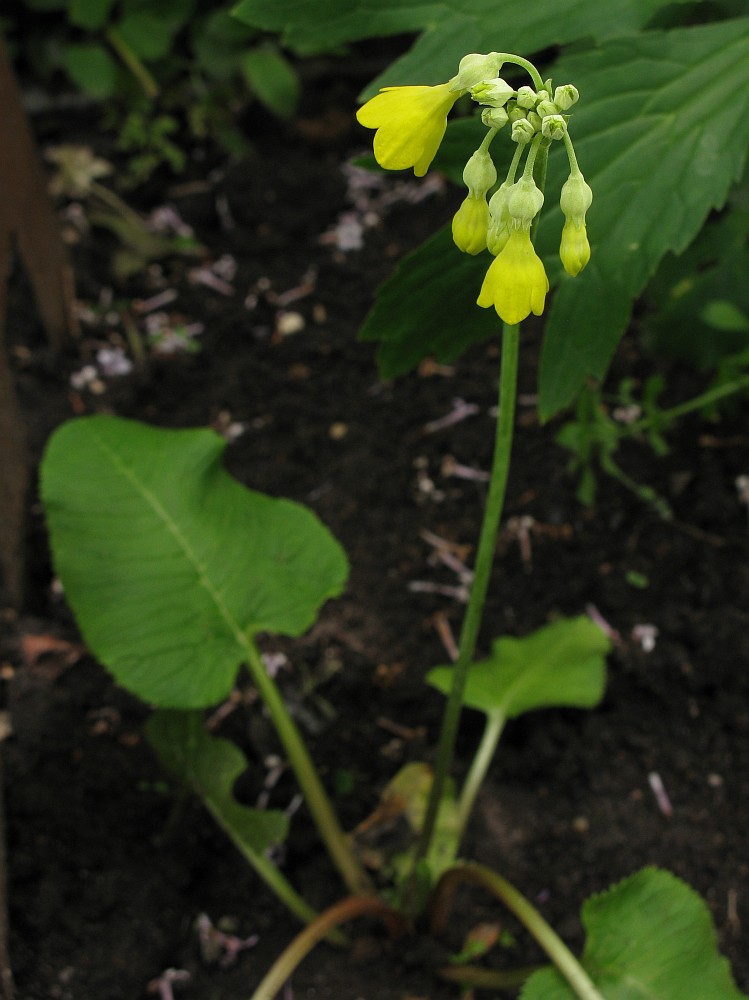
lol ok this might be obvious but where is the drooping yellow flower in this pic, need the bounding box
[477,228,549,326]
[452,195,490,254]
[560,220,591,276]
[356,83,461,177]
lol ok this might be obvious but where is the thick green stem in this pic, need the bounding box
[243,640,372,897]
[456,710,505,838]
[413,323,520,870]
[249,896,407,1000]
[431,863,605,1000]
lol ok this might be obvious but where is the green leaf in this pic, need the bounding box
[537,17,749,417]
[231,0,693,65]
[426,616,609,719]
[40,416,348,708]
[62,43,118,97]
[116,12,177,59]
[521,868,747,1000]
[358,225,498,377]
[241,45,300,119]
[145,709,288,854]
[69,0,117,30]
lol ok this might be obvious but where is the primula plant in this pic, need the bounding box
[40,38,747,1000]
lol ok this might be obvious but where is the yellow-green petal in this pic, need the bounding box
[356,83,459,176]
[477,229,549,325]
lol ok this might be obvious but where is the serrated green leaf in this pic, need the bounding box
[427,616,609,719]
[62,42,118,97]
[537,17,749,417]
[69,0,117,30]
[521,868,747,1000]
[40,416,348,708]
[241,45,300,119]
[146,710,288,854]
[231,0,693,67]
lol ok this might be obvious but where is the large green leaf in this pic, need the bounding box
[521,868,747,1000]
[231,0,691,70]
[41,416,348,708]
[426,616,609,719]
[146,710,288,855]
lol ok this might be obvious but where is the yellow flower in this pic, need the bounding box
[477,229,549,325]
[452,195,490,255]
[356,83,460,177]
[560,220,590,276]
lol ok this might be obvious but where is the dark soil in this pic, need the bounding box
[2,51,748,1000]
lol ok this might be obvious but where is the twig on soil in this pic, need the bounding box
[432,610,459,662]
[584,604,621,645]
[195,913,259,968]
[147,968,190,1000]
[422,398,479,434]
[503,515,536,572]
[441,455,490,483]
[647,771,673,818]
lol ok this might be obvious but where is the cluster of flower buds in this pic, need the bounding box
[356,51,592,326]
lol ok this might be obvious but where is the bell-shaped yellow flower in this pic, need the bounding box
[356,83,460,177]
[560,220,590,276]
[452,195,490,255]
[477,228,549,326]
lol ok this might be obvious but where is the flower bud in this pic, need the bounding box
[508,175,544,229]
[560,220,590,275]
[542,114,567,140]
[471,77,515,107]
[560,171,593,226]
[511,118,536,144]
[515,85,538,109]
[462,146,498,198]
[453,195,490,254]
[452,52,503,91]
[481,106,509,130]
[507,103,526,124]
[527,111,542,132]
[535,98,558,119]
[554,84,579,111]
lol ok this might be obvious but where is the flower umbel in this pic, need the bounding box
[477,229,549,326]
[356,83,461,177]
